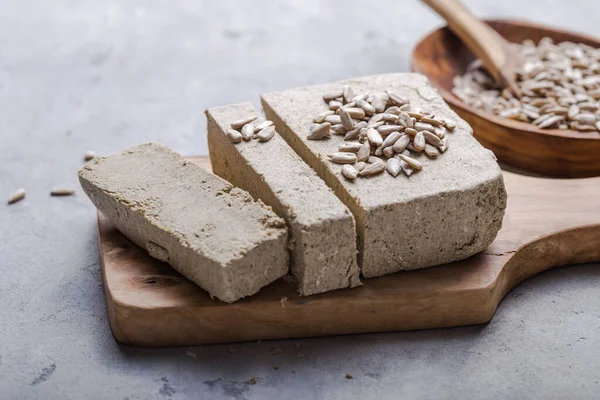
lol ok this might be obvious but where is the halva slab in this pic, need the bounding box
[78,143,288,302]
[261,73,507,277]
[206,102,361,295]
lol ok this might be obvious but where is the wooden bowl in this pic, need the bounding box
[412,19,600,178]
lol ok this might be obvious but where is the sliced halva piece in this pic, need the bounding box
[78,143,288,303]
[261,73,507,278]
[206,103,361,295]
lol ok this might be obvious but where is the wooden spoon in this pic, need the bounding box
[421,0,524,97]
[412,19,600,178]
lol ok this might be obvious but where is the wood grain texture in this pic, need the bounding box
[99,156,600,347]
[412,19,600,178]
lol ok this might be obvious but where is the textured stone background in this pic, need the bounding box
[1,1,600,399]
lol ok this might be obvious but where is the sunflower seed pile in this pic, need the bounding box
[228,116,276,143]
[308,86,454,180]
[453,37,600,132]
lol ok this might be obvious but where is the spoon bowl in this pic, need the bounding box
[412,19,600,178]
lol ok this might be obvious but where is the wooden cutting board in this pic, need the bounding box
[98,156,600,347]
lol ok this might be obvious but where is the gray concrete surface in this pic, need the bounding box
[1,1,599,399]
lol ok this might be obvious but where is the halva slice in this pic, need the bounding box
[206,103,361,295]
[78,143,288,302]
[261,73,507,277]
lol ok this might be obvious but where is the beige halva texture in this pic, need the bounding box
[206,102,361,295]
[78,143,289,303]
[262,73,507,278]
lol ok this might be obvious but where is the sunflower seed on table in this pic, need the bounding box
[231,115,258,130]
[398,154,423,171]
[257,126,276,142]
[50,188,76,196]
[323,90,343,101]
[328,153,357,164]
[84,151,96,161]
[227,128,243,143]
[341,164,358,180]
[325,115,342,125]
[357,141,371,162]
[254,120,274,132]
[366,128,383,147]
[241,123,254,141]
[339,142,363,152]
[386,157,402,177]
[313,110,335,123]
[307,122,332,140]
[7,188,26,205]
[424,144,440,158]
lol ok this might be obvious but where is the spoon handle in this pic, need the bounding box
[421,0,514,89]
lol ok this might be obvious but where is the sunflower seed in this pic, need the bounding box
[405,127,418,137]
[398,112,413,129]
[368,156,385,165]
[341,164,358,180]
[392,134,410,153]
[574,113,597,125]
[399,159,414,176]
[366,128,383,147]
[357,141,371,162]
[381,131,402,148]
[83,151,96,161]
[413,131,426,151]
[344,122,366,140]
[257,126,276,141]
[254,120,274,132]
[398,154,423,171]
[323,90,343,101]
[385,89,408,106]
[231,115,258,130]
[401,149,411,157]
[328,153,357,164]
[314,110,335,123]
[378,125,402,136]
[331,124,346,135]
[407,111,424,119]
[380,113,399,122]
[343,85,355,104]
[241,123,254,141]
[423,131,442,147]
[438,138,449,153]
[51,188,76,196]
[340,108,354,130]
[325,115,342,125]
[421,117,444,126]
[374,146,383,156]
[356,99,376,115]
[339,142,363,152]
[7,189,26,205]
[383,146,395,158]
[433,126,446,138]
[371,95,387,113]
[538,115,564,129]
[307,122,331,140]
[344,108,366,119]
[227,128,243,143]
[356,161,366,171]
[359,161,385,176]
[414,122,436,132]
[329,100,343,111]
[386,157,402,177]
[571,121,597,131]
[384,106,402,115]
[424,144,439,158]
[567,105,580,120]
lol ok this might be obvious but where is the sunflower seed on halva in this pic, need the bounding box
[386,157,402,177]
[307,122,332,140]
[398,154,423,171]
[328,152,357,164]
[341,164,358,180]
[366,128,383,147]
[392,134,410,153]
[381,131,402,148]
[313,110,335,123]
[339,142,363,152]
[359,161,385,176]
[254,120,274,132]
[340,109,354,130]
[256,126,276,141]
[413,131,426,152]
[241,123,254,141]
[424,144,440,158]
[231,115,258,130]
[357,141,371,162]
[227,128,243,143]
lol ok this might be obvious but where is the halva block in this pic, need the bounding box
[78,143,289,302]
[262,73,507,277]
[206,103,361,295]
